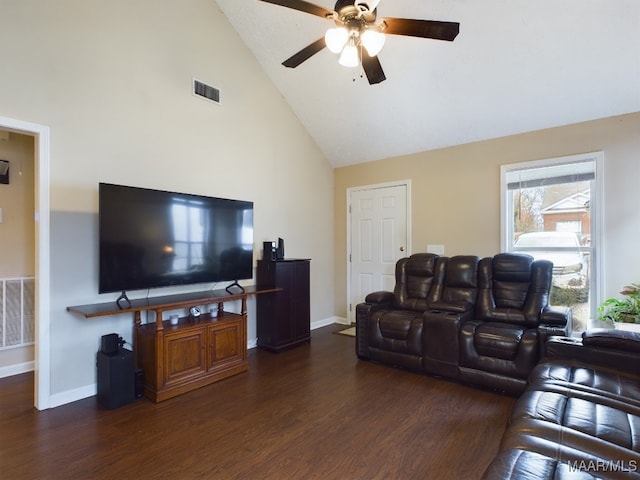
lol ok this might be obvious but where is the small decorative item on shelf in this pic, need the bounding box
[169,314,179,326]
[189,306,201,319]
[597,283,640,332]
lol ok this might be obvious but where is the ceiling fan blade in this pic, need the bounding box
[259,0,333,18]
[382,18,460,42]
[361,55,386,85]
[282,37,327,68]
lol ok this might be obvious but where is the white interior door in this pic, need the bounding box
[348,183,409,323]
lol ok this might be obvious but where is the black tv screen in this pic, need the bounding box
[99,183,254,294]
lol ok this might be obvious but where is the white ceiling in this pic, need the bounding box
[215,0,640,167]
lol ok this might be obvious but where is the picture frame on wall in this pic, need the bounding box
[0,160,8,184]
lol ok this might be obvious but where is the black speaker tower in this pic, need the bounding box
[97,333,135,409]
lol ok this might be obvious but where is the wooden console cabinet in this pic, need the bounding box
[256,259,311,352]
[67,287,276,402]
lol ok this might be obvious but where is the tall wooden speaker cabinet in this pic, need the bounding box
[257,259,310,352]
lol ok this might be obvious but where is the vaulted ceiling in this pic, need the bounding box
[216,1,640,167]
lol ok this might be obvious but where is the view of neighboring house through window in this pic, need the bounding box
[501,153,602,333]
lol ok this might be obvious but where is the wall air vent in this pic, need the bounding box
[193,78,221,105]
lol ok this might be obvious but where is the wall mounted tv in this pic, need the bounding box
[99,183,254,295]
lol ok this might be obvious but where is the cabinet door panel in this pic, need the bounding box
[164,331,206,385]
[275,263,294,345]
[256,259,310,351]
[292,261,311,341]
[208,321,243,369]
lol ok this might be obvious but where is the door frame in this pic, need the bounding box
[0,115,51,410]
[346,180,412,324]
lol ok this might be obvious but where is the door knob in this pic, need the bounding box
[400,246,405,252]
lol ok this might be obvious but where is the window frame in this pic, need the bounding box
[500,152,605,327]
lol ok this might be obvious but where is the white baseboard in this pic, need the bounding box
[0,361,34,379]
[312,316,348,329]
[49,383,96,409]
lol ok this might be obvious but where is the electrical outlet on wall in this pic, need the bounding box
[427,244,445,255]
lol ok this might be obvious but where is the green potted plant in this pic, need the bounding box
[597,283,640,331]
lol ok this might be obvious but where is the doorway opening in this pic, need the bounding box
[0,115,50,410]
[0,131,36,368]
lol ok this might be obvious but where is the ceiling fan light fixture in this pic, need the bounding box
[263,0,460,85]
[325,27,349,54]
[361,28,385,57]
[338,40,359,68]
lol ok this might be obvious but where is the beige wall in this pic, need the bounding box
[0,131,35,277]
[0,1,334,400]
[334,112,640,318]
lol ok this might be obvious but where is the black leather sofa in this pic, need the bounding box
[356,252,572,395]
[482,329,640,479]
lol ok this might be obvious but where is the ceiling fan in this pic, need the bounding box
[259,0,460,85]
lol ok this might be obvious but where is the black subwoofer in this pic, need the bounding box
[97,348,135,409]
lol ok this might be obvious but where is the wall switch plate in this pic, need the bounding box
[0,207,3,223]
[427,244,445,255]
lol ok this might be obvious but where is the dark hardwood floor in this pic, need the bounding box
[0,325,515,479]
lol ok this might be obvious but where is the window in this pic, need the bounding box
[171,199,207,273]
[501,153,603,332]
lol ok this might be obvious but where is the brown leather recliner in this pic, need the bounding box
[459,253,573,394]
[356,252,572,394]
[482,329,640,479]
[355,253,444,371]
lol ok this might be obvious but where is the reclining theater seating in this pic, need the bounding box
[482,329,640,479]
[355,253,443,371]
[458,253,569,394]
[358,253,640,479]
[356,252,572,395]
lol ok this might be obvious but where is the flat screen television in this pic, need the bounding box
[99,183,254,294]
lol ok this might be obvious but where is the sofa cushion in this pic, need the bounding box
[368,310,423,357]
[510,388,640,454]
[491,253,533,309]
[379,312,414,341]
[530,362,640,408]
[482,449,603,480]
[496,424,640,480]
[474,322,524,360]
[393,253,439,312]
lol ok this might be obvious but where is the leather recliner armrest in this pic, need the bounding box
[540,306,572,327]
[582,328,640,353]
[364,291,395,306]
[544,332,640,376]
[537,306,572,356]
[355,291,395,360]
[428,301,474,314]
